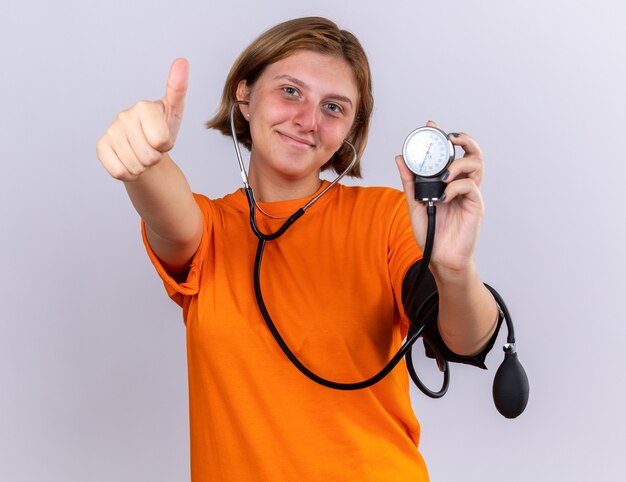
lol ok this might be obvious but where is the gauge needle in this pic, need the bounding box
[418,142,433,172]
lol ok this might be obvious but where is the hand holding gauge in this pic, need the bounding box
[397,122,487,269]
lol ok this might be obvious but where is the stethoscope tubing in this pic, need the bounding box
[250,197,443,391]
[253,234,439,390]
[228,102,520,395]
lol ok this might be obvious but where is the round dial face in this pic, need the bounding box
[402,126,454,177]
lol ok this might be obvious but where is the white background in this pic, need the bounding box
[1,0,624,480]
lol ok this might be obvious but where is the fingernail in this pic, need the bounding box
[438,193,447,202]
[441,170,450,181]
[450,132,461,138]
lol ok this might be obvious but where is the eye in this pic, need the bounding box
[282,86,300,97]
[324,102,343,114]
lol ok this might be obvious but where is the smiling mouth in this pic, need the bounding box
[277,131,315,149]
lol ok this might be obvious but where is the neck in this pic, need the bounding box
[247,164,322,203]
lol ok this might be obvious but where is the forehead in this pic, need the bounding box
[257,50,359,100]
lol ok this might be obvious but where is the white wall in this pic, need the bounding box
[1,0,624,480]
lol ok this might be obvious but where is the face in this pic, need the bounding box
[237,50,359,184]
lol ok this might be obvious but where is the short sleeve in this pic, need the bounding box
[401,260,503,369]
[141,193,211,308]
[386,193,423,326]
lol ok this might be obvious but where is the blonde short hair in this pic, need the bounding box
[206,17,373,178]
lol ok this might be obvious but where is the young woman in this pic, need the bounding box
[97,16,500,481]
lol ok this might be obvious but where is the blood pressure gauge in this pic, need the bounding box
[402,126,455,202]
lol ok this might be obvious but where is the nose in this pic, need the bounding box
[293,101,319,132]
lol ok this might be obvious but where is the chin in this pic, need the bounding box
[270,152,323,179]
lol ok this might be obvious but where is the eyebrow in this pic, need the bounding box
[274,74,354,106]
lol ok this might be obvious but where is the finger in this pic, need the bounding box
[395,154,415,184]
[136,102,173,152]
[117,102,171,157]
[163,58,189,113]
[448,131,483,158]
[395,154,418,201]
[395,154,429,212]
[96,138,138,182]
[105,118,147,176]
[446,156,484,187]
[129,120,166,167]
[111,135,146,177]
[442,177,484,207]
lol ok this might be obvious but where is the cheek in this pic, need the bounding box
[320,121,351,149]
[250,95,291,123]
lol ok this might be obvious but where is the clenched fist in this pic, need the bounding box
[96,58,189,181]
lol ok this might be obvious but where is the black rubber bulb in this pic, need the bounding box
[492,349,529,418]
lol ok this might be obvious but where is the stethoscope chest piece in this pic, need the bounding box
[402,126,454,202]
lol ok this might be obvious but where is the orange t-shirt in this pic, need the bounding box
[142,181,429,481]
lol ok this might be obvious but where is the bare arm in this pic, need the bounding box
[431,261,498,356]
[124,153,202,273]
[96,59,202,273]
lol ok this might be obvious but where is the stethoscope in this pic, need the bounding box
[229,103,529,418]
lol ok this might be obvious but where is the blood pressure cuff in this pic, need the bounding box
[401,260,503,370]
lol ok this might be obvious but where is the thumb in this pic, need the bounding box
[395,154,415,192]
[162,58,189,137]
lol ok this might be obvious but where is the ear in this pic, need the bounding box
[236,80,251,120]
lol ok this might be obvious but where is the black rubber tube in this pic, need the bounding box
[251,202,440,390]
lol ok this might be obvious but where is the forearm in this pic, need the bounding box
[124,153,202,267]
[431,260,498,356]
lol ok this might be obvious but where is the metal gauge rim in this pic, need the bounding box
[402,126,454,178]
